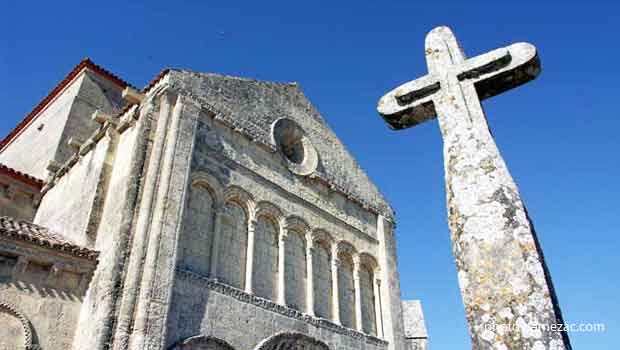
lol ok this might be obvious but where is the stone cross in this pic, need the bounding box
[377,27,572,350]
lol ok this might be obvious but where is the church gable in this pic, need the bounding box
[166,69,394,220]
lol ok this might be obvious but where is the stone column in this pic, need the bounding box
[209,207,223,279]
[373,276,384,338]
[353,255,363,332]
[108,100,157,350]
[244,218,257,294]
[277,227,288,306]
[330,246,341,325]
[305,238,315,316]
[130,93,184,349]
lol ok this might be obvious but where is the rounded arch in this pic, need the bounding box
[254,201,284,229]
[284,216,310,237]
[311,229,333,249]
[181,173,220,276]
[224,186,256,217]
[311,229,334,319]
[357,252,380,335]
[358,252,379,272]
[335,241,357,329]
[191,171,224,204]
[219,186,253,289]
[335,240,357,258]
[169,335,236,350]
[254,332,330,350]
[253,201,282,301]
[0,301,34,350]
[283,216,308,311]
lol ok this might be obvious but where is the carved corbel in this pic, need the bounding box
[47,263,63,285]
[44,161,61,182]
[117,105,139,132]
[67,137,83,151]
[13,256,28,277]
[91,110,117,125]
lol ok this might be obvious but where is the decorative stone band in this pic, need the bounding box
[0,300,36,350]
[177,269,388,347]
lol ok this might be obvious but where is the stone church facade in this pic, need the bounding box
[0,59,428,350]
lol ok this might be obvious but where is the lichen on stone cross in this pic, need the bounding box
[377,26,571,350]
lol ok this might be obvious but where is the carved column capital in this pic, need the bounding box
[248,219,257,232]
[331,257,341,269]
[279,228,289,241]
[330,244,339,260]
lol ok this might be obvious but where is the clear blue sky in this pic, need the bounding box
[1,1,618,348]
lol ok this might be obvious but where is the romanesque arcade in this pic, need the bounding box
[177,174,384,337]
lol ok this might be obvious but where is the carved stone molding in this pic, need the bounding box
[177,269,387,347]
[0,300,36,350]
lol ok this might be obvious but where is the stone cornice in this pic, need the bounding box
[0,216,99,261]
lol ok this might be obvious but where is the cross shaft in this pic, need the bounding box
[377,27,571,350]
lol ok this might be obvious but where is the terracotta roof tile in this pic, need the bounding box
[0,216,98,261]
[142,68,170,93]
[0,163,43,188]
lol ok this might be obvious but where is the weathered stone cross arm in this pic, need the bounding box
[377,29,540,130]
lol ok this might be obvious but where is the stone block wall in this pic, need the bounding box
[0,171,41,222]
[0,69,123,180]
[0,240,96,350]
[402,300,428,350]
[34,134,111,248]
[166,271,388,350]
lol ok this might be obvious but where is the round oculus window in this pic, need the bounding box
[271,118,318,176]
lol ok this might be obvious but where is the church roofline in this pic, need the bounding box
[0,216,99,261]
[13,61,396,222]
[0,58,134,152]
[0,163,44,189]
